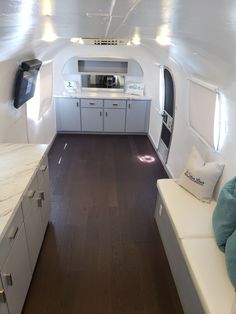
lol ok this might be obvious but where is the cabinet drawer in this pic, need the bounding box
[104,99,126,109]
[1,223,32,314]
[0,207,23,268]
[81,98,103,108]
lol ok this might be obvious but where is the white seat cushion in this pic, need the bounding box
[157,179,216,238]
[181,238,235,314]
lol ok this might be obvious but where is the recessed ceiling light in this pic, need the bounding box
[156,24,171,46]
[155,35,171,46]
[127,40,131,46]
[41,0,54,16]
[70,37,84,44]
[42,22,58,42]
[132,34,141,45]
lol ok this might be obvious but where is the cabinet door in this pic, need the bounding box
[104,109,126,132]
[37,157,51,235]
[126,100,147,133]
[81,108,103,132]
[22,177,44,272]
[1,225,31,314]
[0,280,9,314]
[56,98,81,131]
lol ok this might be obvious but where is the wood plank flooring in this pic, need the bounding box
[23,134,183,314]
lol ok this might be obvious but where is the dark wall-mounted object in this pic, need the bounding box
[13,59,42,109]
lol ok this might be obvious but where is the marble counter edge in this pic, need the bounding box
[0,144,48,242]
[53,94,152,101]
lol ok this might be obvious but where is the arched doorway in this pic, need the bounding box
[158,68,175,164]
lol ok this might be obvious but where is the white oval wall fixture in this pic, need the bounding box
[137,155,156,163]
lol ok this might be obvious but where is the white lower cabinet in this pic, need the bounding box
[104,109,126,132]
[0,156,51,314]
[81,108,103,132]
[1,223,31,314]
[56,98,81,131]
[37,158,51,234]
[56,97,150,134]
[22,177,44,271]
[0,280,9,314]
[126,100,149,133]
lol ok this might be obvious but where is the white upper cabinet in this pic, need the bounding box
[56,98,81,132]
[62,57,143,77]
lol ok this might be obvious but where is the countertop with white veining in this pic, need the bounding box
[54,91,151,100]
[0,143,48,240]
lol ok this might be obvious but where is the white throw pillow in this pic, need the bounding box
[176,146,224,202]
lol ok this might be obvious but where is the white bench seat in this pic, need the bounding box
[155,178,235,314]
[157,179,216,239]
[181,238,235,314]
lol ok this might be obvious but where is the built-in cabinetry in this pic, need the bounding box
[55,97,150,134]
[63,57,143,77]
[126,100,148,133]
[103,100,126,132]
[0,156,51,314]
[56,98,81,132]
[81,99,103,132]
[78,60,128,74]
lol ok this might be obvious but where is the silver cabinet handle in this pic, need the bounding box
[33,197,43,208]
[76,101,79,107]
[8,227,18,240]
[39,191,45,201]
[3,273,13,286]
[40,165,47,172]
[100,111,102,116]
[105,112,108,117]
[113,103,118,106]
[89,102,95,105]
[128,103,130,109]
[27,190,35,199]
[0,290,6,303]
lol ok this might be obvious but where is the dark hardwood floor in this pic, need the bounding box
[23,134,183,314]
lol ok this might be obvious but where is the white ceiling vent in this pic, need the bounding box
[83,38,129,45]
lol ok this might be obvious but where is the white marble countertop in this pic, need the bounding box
[54,91,151,100]
[0,143,48,240]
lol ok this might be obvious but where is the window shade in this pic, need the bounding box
[189,80,217,148]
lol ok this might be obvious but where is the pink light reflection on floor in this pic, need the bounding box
[137,155,156,163]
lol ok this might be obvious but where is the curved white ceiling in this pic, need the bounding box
[0,0,235,89]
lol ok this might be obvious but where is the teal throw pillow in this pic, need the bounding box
[225,228,236,289]
[212,177,236,252]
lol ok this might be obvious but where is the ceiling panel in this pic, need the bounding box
[52,0,113,16]
[0,0,236,80]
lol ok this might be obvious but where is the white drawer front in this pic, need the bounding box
[0,207,23,268]
[104,99,126,109]
[81,98,103,108]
